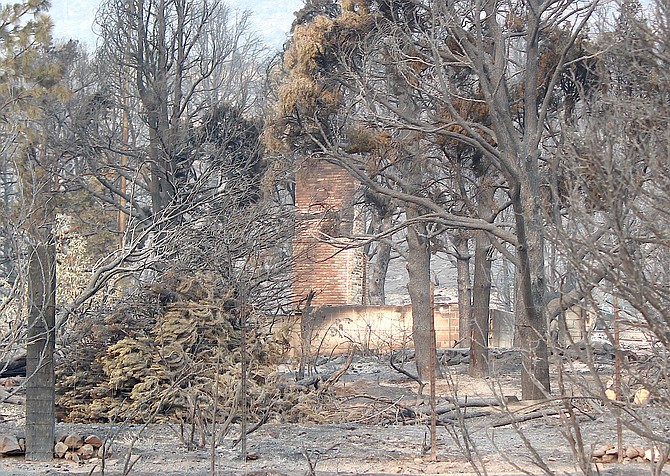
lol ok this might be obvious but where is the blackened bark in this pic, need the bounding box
[368,240,391,305]
[513,179,550,399]
[388,57,439,383]
[470,181,494,377]
[297,290,316,380]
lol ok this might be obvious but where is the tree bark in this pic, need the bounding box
[390,64,439,382]
[469,228,492,378]
[451,232,471,348]
[510,0,551,400]
[367,212,393,305]
[469,168,495,377]
[368,240,391,305]
[26,242,56,462]
[513,178,550,399]
[406,217,435,382]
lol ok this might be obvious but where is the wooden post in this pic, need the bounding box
[429,283,437,461]
[614,295,622,462]
[26,242,56,461]
[240,291,248,462]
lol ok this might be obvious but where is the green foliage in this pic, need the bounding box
[0,0,62,277]
[0,0,54,105]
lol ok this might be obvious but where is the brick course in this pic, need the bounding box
[293,161,366,307]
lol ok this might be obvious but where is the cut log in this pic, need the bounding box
[592,447,607,458]
[84,434,102,448]
[54,441,68,458]
[64,434,83,450]
[624,446,638,459]
[634,388,650,405]
[77,443,95,459]
[601,454,617,463]
[97,445,109,458]
[65,451,80,463]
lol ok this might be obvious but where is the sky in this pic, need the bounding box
[48,0,304,51]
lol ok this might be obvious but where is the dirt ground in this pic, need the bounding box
[0,354,665,476]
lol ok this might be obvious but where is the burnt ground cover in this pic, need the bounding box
[0,351,664,476]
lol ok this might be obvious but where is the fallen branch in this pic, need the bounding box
[232,410,270,447]
[0,388,24,405]
[390,351,425,395]
[349,396,415,424]
[440,410,493,422]
[432,396,519,415]
[318,347,356,396]
[343,394,416,420]
[492,409,561,428]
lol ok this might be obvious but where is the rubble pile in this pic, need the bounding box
[591,443,670,464]
[0,432,105,462]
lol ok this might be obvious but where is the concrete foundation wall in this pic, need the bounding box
[294,303,461,356]
[292,305,590,356]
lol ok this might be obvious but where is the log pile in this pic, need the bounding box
[53,433,105,462]
[0,434,23,455]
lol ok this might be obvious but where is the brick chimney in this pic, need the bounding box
[293,160,366,308]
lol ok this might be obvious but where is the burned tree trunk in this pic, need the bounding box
[451,232,471,347]
[368,239,391,305]
[513,178,550,399]
[470,182,494,378]
[406,218,437,382]
[469,229,492,378]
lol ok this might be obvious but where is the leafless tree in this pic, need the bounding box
[271,0,605,396]
[57,0,268,227]
[0,0,296,459]
[552,0,670,453]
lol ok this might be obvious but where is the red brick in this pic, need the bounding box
[293,161,365,307]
